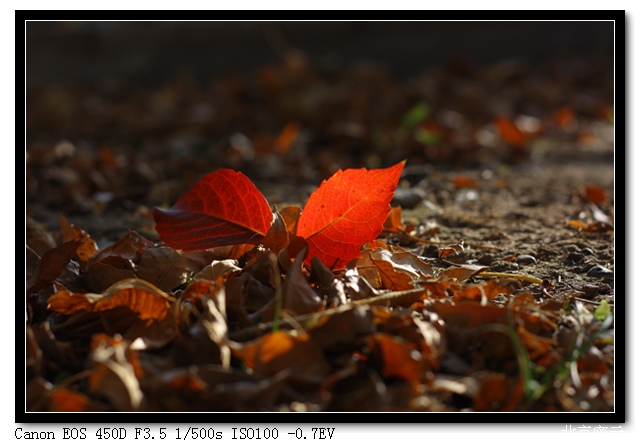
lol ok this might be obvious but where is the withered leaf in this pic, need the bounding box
[193,259,242,282]
[48,279,174,323]
[226,272,274,322]
[231,331,330,385]
[429,299,555,336]
[26,326,43,381]
[124,303,180,350]
[369,333,424,387]
[281,248,323,315]
[29,320,83,373]
[473,373,523,412]
[452,280,518,303]
[180,279,222,304]
[274,121,300,154]
[279,205,302,237]
[377,311,444,369]
[26,246,40,292]
[583,184,607,204]
[83,232,154,293]
[59,214,99,267]
[90,231,154,265]
[383,206,404,232]
[351,248,382,289]
[250,248,323,323]
[372,258,414,291]
[26,215,57,256]
[89,333,143,411]
[342,268,378,301]
[27,239,81,296]
[438,241,465,258]
[48,306,139,342]
[355,247,435,291]
[439,263,487,283]
[515,324,558,367]
[566,219,614,234]
[260,209,290,253]
[452,176,478,188]
[495,115,526,147]
[144,365,288,412]
[137,247,216,292]
[308,305,375,349]
[310,256,348,306]
[48,388,89,412]
[27,377,53,412]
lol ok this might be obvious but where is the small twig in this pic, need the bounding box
[412,237,504,251]
[228,287,426,342]
[571,296,613,307]
[476,271,543,286]
[270,254,283,333]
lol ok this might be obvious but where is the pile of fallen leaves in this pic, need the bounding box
[26,161,614,412]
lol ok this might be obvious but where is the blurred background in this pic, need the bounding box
[26,22,613,87]
[25,21,615,243]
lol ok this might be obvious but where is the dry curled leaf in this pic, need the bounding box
[59,214,99,267]
[48,279,174,323]
[369,333,424,387]
[495,115,526,147]
[48,388,90,412]
[231,331,331,385]
[89,333,143,411]
[27,239,81,296]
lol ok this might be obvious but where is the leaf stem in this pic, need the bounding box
[270,254,283,333]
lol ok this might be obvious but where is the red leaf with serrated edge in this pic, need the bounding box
[153,169,274,251]
[297,161,405,269]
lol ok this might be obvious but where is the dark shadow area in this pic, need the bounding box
[27,21,613,88]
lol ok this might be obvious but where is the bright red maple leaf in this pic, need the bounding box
[153,169,274,251]
[297,161,405,269]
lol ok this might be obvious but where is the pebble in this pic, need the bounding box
[477,254,495,266]
[516,254,537,265]
[564,252,584,265]
[392,188,426,209]
[576,284,600,299]
[586,265,613,279]
[582,247,595,255]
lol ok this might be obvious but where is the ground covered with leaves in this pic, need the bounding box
[26,51,614,412]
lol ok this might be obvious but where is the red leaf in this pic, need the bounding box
[297,161,405,269]
[452,175,478,188]
[153,169,274,251]
[273,121,301,154]
[584,185,607,204]
[495,115,526,147]
[552,106,576,128]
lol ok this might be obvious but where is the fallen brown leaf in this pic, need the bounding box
[48,279,174,323]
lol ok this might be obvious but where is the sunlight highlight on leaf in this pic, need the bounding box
[297,161,405,269]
